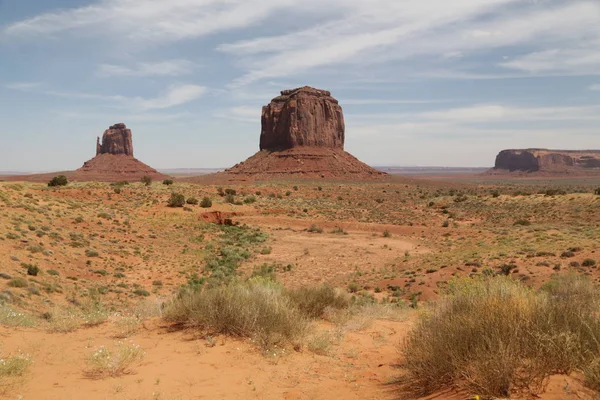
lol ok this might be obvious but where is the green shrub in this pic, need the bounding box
[48,175,68,187]
[141,176,152,186]
[186,197,199,205]
[85,249,99,257]
[200,197,213,208]
[250,263,277,282]
[164,281,309,350]
[47,270,59,276]
[162,179,174,186]
[582,258,597,267]
[382,230,391,238]
[243,196,256,204]
[167,193,185,208]
[595,187,600,195]
[26,264,40,276]
[401,275,600,398]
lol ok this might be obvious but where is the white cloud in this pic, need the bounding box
[591,84,600,91]
[133,84,206,110]
[97,60,194,77]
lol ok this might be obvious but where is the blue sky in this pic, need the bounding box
[1,0,599,171]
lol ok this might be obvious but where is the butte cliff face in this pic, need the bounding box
[260,87,345,150]
[96,123,134,156]
[224,86,385,180]
[491,149,600,175]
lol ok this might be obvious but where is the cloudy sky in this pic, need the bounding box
[1,0,599,171]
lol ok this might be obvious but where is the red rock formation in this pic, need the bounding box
[73,123,167,182]
[224,87,386,180]
[97,123,134,156]
[260,87,345,150]
[491,149,600,175]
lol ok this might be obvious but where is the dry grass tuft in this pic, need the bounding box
[400,274,600,398]
[163,280,310,351]
[85,341,145,378]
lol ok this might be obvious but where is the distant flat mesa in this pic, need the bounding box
[488,149,600,175]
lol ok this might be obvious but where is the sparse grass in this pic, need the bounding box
[45,307,83,333]
[85,341,145,378]
[0,352,33,379]
[0,305,36,327]
[307,331,335,355]
[7,278,28,288]
[400,274,600,398]
[307,224,323,233]
[113,317,142,338]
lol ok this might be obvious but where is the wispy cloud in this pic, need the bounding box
[5,82,41,90]
[589,84,600,91]
[2,0,307,43]
[6,82,206,110]
[219,0,600,85]
[97,60,195,77]
[502,48,600,75]
[135,84,206,110]
[214,106,260,123]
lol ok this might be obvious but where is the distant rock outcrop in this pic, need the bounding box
[223,86,385,180]
[490,149,600,175]
[260,87,345,150]
[75,123,167,182]
[96,123,134,156]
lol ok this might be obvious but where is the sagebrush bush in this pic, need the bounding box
[285,285,350,318]
[200,197,212,208]
[48,175,68,187]
[164,281,309,350]
[167,193,185,207]
[400,274,600,398]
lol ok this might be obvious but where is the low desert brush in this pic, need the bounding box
[400,274,600,398]
[285,285,350,318]
[164,280,309,350]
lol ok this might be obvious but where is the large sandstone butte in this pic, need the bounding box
[489,149,600,175]
[224,86,386,180]
[75,123,167,181]
[96,123,134,156]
